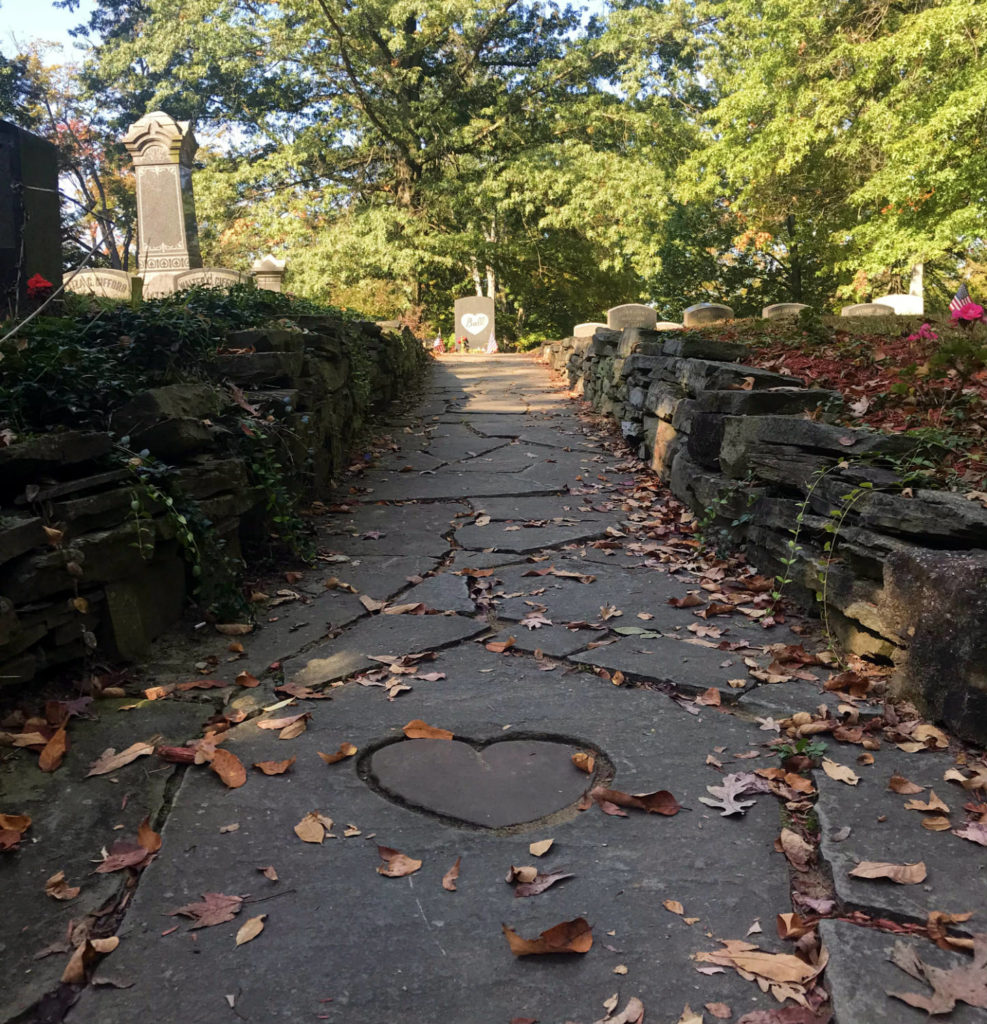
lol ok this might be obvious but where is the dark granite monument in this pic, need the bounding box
[454,295,495,350]
[0,120,63,318]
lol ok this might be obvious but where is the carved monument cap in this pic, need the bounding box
[251,255,287,293]
[122,111,198,166]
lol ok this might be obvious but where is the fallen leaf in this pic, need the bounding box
[676,1007,703,1024]
[502,917,593,956]
[39,727,68,772]
[590,786,681,816]
[94,839,153,873]
[953,822,987,846]
[359,595,387,612]
[402,719,454,740]
[257,712,309,731]
[613,964,628,975]
[594,997,645,1024]
[922,815,952,831]
[377,845,422,877]
[215,623,253,636]
[294,811,334,843]
[219,823,239,833]
[210,748,247,788]
[904,791,950,814]
[889,772,924,795]
[888,932,987,1014]
[928,911,975,952]
[278,717,309,740]
[696,687,721,707]
[45,870,80,901]
[235,671,260,688]
[706,1004,732,1020]
[506,865,539,884]
[137,817,162,853]
[529,839,554,857]
[87,741,155,777]
[699,772,769,816]
[695,939,818,985]
[514,871,575,898]
[485,636,516,653]
[253,757,295,775]
[176,679,229,691]
[572,751,595,774]
[442,856,461,892]
[912,723,949,749]
[747,918,763,935]
[849,860,927,884]
[235,914,266,946]
[777,829,813,872]
[258,865,278,881]
[167,892,243,928]
[318,743,358,764]
[383,602,427,615]
[821,758,859,786]
[664,900,685,915]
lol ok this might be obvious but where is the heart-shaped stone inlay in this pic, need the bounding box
[367,737,595,828]
[461,313,489,335]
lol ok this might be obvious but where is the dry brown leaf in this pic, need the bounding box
[664,899,685,915]
[572,751,595,774]
[61,936,118,984]
[235,671,260,688]
[45,870,80,901]
[402,719,453,740]
[87,741,155,777]
[294,811,334,843]
[235,914,266,946]
[210,748,247,788]
[696,940,818,985]
[889,772,925,795]
[258,865,278,881]
[696,687,722,707]
[777,828,813,872]
[502,917,593,956]
[317,743,358,764]
[167,892,244,928]
[94,839,152,873]
[904,791,950,814]
[442,856,461,892]
[595,998,645,1024]
[506,864,539,884]
[676,1009,703,1024]
[921,815,952,832]
[376,845,422,877]
[888,932,987,1014]
[706,1004,732,1020]
[821,758,859,786]
[257,712,309,731]
[485,636,516,653]
[359,595,387,612]
[39,727,68,772]
[912,723,949,749]
[927,911,975,952]
[514,870,574,898]
[529,839,554,857]
[137,817,162,853]
[590,786,681,816]
[849,860,927,884]
[253,757,295,775]
[215,623,253,636]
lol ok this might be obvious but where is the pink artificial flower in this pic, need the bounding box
[906,322,939,342]
[951,301,985,324]
[26,273,53,299]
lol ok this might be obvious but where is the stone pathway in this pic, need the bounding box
[3,355,985,1024]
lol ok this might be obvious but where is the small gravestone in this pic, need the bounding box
[841,302,895,317]
[606,304,656,331]
[122,113,202,294]
[252,255,286,292]
[0,120,63,317]
[873,293,924,316]
[454,295,495,349]
[683,302,733,326]
[65,269,142,304]
[173,268,248,291]
[573,322,607,337]
[655,320,685,331]
[762,302,811,319]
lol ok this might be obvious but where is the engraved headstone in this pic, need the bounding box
[606,304,656,331]
[873,293,924,316]
[454,295,495,349]
[122,111,202,296]
[252,255,287,293]
[573,322,607,337]
[0,120,63,317]
[762,302,811,319]
[683,302,733,326]
[64,269,142,304]
[841,302,895,317]
[173,268,248,291]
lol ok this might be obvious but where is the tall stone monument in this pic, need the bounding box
[0,120,63,318]
[454,295,495,350]
[122,111,202,296]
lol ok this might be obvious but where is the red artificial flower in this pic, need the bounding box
[26,273,54,299]
[951,300,985,324]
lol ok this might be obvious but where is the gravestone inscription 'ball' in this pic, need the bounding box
[606,304,656,331]
[454,295,495,349]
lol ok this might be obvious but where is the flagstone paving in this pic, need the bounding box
[3,354,985,1024]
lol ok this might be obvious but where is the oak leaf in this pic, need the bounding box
[888,933,987,1014]
[168,892,244,928]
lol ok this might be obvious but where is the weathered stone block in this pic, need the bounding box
[0,515,45,567]
[687,413,726,469]
[0,432,112,487]
[105,553,186,660]
[883,549,987,743]
[696,388,841,418]
[661,336,748,362]
[213,350,304,386]
[171,457,251,501]
[658,359,802,396]
[856,489,987,545]
[650,421,680,480]
[225,328,306,353]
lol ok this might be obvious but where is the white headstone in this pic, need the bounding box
[873,293,924,316]
[573,322,607,337]
[841,303,895,317]
[606,304,657,331]
[173,268,249,291]
[64,269,142,304]
[683,302,733,326]
[762,303,811,319]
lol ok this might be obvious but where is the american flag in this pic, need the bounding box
[950,283,971,313]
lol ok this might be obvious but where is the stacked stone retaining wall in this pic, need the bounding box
[0,318,426,686]
[540,326,987,743]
